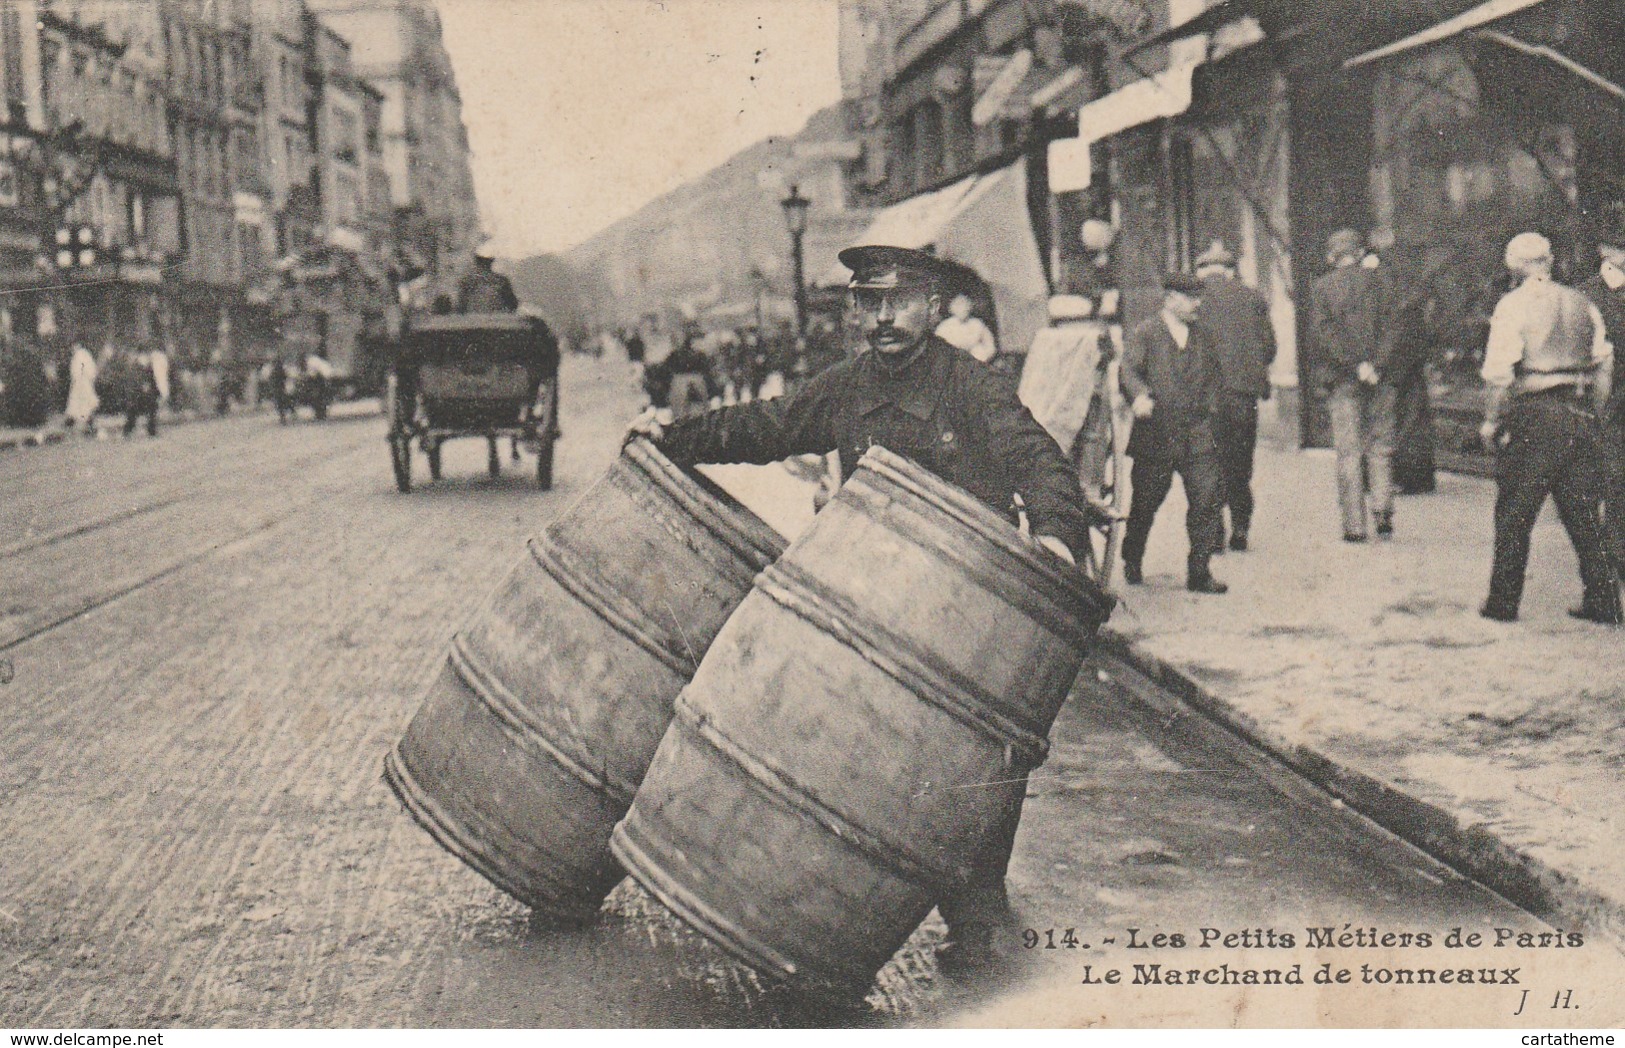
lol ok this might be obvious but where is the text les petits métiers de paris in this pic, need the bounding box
[1021,926,1586,950]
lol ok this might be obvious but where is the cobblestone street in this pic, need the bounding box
[6,356,1611,1028]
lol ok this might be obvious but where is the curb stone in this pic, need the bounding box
[1095,630,1624,952]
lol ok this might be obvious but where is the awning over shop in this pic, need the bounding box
[828,159,1050,361]
[1076,59,1199,146]
[1343,0,1547,67]
[831,174,987,263]
[1070,0,1265,173]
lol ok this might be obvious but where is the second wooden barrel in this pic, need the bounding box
[612,445,1114,997]
[385,439,786,923]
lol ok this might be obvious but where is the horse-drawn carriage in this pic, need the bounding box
[386,313,560,492]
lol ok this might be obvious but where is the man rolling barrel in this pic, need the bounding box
[629,243,1092,971]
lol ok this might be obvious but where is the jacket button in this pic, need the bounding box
[941,430,954,443]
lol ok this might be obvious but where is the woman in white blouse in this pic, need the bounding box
[935,292,998,363]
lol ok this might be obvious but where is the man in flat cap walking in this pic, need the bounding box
[1194,242,1276,552]
[1118,272,1228,593]
[629,243,1093,969]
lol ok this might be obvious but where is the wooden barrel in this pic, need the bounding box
[385,439,786,923]
[612,445,1114,997]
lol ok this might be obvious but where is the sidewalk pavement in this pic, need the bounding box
[708,436,1623,954]
[0,398,381,453]
[1103,440,1623,949]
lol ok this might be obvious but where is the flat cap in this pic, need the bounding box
[1504,231,1552,271]
[840,245,957,289]
[1194,242,1236,268]
[1162,271,1204,295]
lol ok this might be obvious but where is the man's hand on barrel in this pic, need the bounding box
[1036,534,1075,566]
[626,405,675,445]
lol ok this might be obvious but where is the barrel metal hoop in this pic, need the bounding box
[622,439,786,570]
[673,695,954,887]
[610,824,815,986]
[838,478,1102,651]
[601,466,766,593]
[757,562,1051,765]
[852,447,1114,631]
[383,747,598,921]
[448,637,639,807]
[526,535,693,678]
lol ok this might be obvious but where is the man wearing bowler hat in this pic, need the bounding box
[1194,242,1276,552]
[1118,272,1229,594]
[629,243,1092,967]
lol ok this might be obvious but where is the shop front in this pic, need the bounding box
[1351,0,1623,470]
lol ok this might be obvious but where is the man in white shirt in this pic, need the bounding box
[149,345,170,407]
[1478,232,1619,625]
[935,292,998,364]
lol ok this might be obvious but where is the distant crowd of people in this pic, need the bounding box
[0,339,172,439]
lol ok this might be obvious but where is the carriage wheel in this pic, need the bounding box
[390,433,412,493]
[1076,360,1126,589]
[487,437,502,478]
[427,441,443,481]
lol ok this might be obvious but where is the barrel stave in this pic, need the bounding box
[790,488,1090,733]
[614,711,936,998]
[388,662,625,922]
[387,441,785,919]
[684,595,1031,875]
[614,445,1111,994]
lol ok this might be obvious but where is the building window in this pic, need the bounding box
[1,6,25,110]
[914,101,943,189]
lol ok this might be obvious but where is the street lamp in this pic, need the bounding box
[779,184,811,385]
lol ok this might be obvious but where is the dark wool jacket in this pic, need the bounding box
[1309,263,1395,392]
[1579,272,1625,425]
[656,334,1091,556]
[1196,274,1276,398]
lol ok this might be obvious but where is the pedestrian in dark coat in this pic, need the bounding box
[123,348,160,438]
[1193,243,1276,551]
[642,337,720,420]
[1119,273,1228,593]
[0,340,52,428]
[456,247,519,313]
[268,355,292,424]
[1579,220,1625,572]
[1387,275,1438,495]
[630,244,1091,968]
[1310,228,1397,541]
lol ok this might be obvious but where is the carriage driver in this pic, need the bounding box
[628,243,1093,969]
